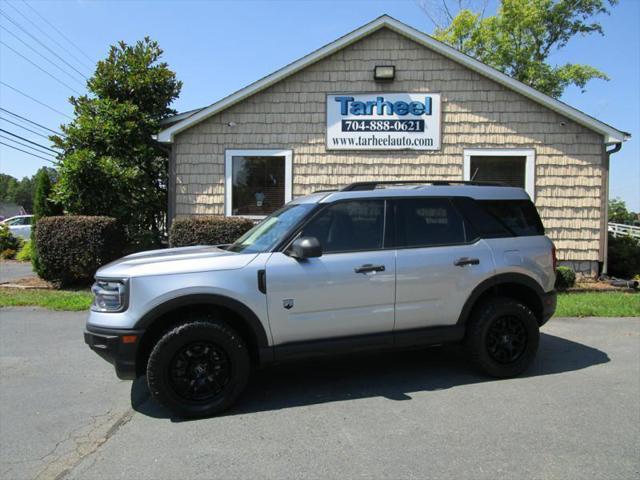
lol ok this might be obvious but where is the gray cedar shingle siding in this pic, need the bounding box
[173,28,606,264]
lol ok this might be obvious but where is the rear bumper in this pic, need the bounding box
[541,290,557,325]
[84,325,144,380]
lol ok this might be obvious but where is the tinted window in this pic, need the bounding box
[453,197,511,239]
[300,200,385,253]
[395,198,468,247]
[480,200,544,236]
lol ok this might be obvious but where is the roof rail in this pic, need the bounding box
[340,180,505,191]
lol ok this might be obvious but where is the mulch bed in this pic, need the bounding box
[0,276,54,290]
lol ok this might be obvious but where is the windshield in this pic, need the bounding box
[228,204,316,253]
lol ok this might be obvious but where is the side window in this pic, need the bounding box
[300,200,385,253]
[453,197,511,239]
[395,198,468,248]
[480,200,544,236]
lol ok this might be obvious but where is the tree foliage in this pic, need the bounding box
[433,0,616,97]
[52,37,181,248]
[33,168,63,220]
[0,167,58,214]
[608,198,638,225]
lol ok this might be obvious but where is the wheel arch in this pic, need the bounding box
[457,273,546,326]
[134,294,273,377]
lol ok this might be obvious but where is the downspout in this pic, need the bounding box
[601,142,623,276]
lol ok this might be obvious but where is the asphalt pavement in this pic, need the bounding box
[0,308,638,479]
[0,261,36,283]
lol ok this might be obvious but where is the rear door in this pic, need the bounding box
[392,197,495,330]
[265,199,396,345]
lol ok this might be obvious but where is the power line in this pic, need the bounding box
[22,0,95,66]
[0,128,59,154]
[0,140,57,163]
[1,40,83,95]
[0,116,53,139]
[0,25,86,86]
[0,81,73,120]
[0,107,63,136]
[4,0,93,71]
[0,134,56,158]
[0,9,89,81]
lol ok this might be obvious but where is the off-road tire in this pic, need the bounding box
[465,297,539,378]
[147,320,250,418]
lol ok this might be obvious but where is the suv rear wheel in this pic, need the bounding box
[465,297,539,378]
[146,319,250,418]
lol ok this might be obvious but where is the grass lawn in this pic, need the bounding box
[0,288,92,311]
[556,292,640,317]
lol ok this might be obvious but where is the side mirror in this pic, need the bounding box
[288,236,322,259]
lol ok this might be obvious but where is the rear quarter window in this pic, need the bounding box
[480,200,544,236]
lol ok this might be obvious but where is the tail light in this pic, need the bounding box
[551,243,557,271]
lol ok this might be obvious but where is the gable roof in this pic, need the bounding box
[158,15,629,144]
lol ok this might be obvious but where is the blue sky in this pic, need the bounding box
[1,0,638,210]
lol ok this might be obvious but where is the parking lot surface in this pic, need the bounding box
[1,308,638,479]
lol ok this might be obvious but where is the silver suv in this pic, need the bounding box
[85,181,557,417]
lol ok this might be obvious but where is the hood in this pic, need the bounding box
[96,245,258,278]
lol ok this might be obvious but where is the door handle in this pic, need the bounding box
[354,264,386,274]
[454,257,480,267]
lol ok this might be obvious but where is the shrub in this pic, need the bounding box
[555,266,576,291]
[169,216,255,247]
[16,240,33,262]
[0,223,21,254]
[1,249,17,260]
[608,233,640,279]
[35,216,125,286]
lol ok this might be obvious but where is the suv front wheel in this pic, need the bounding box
[466,297,540,378]
[146,319,250,418]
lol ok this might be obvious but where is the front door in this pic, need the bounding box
[265,199,396,345]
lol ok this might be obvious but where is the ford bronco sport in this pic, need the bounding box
[85,181,557,417]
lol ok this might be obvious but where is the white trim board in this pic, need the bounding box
[158,15,629,144]
[463,148,536,200]
[224,149,293,217]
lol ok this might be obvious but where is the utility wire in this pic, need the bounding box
[0,25,86,86]
[0,81,73,120]
[3,0,93,71]
[1,40,83,95]
[0,116,54,139]
[0,140,58,163]
[0,9,89,80]
[0,134,56,158]
[0,107,63,136]
[22,0,95,66]
[0,128,59,154]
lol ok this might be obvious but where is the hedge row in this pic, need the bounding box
[35,216,125,286]
[169,216,255,247]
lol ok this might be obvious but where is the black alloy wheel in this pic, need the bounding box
[485,316,528,364]
[169,341,231,402]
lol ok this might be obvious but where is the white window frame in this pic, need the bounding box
[463,148,536,200]
[224,149,293,218]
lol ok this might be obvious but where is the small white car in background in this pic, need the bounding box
[1,215,34,240]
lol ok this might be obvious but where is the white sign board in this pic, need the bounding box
[326,93,441,150]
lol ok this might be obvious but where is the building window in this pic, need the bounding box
[463,149,535,200]
[225,149,292,217]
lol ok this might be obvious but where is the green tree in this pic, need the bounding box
[33,168,63,220]
[433,0,616,97]
[608,198,637,225]
[52,37,181,248]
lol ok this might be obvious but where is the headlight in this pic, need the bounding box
[91,279,128,312]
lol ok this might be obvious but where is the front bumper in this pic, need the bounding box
[541,289,557,325]
[84,325,145,380]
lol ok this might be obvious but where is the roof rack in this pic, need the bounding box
[340,180,505,191]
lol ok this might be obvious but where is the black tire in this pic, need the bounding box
[147,320,250,418]
[465,297,539,378]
